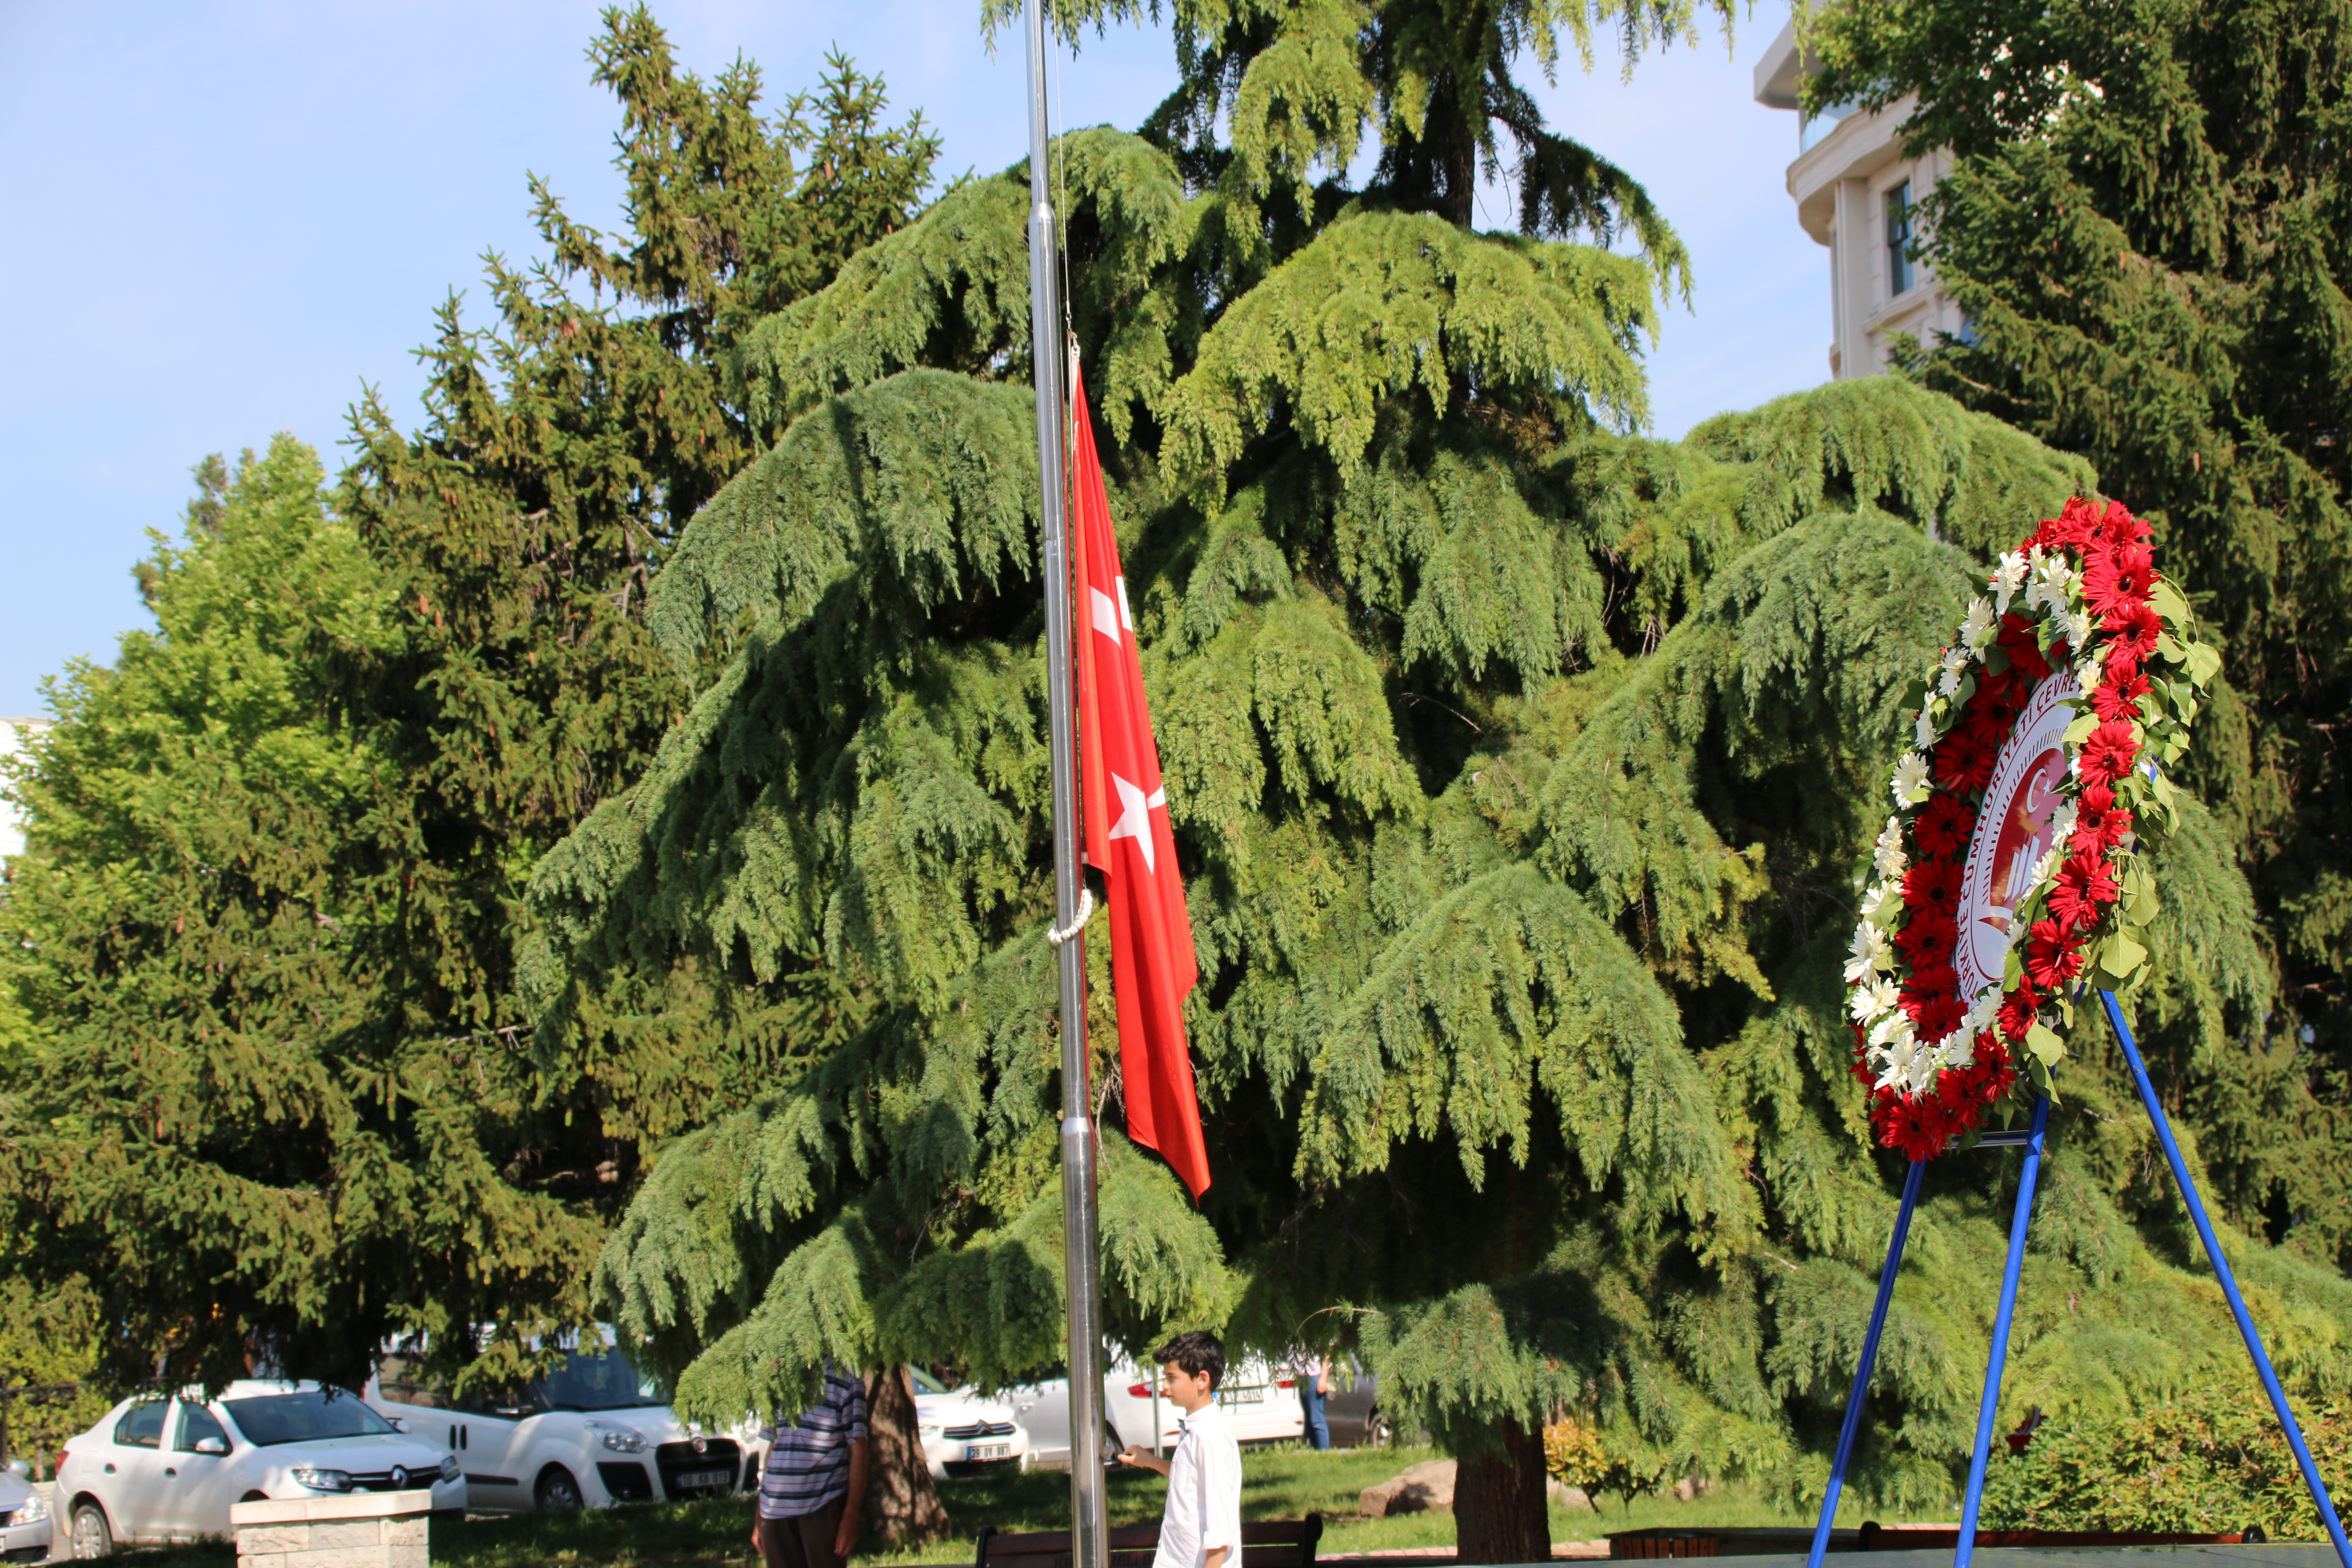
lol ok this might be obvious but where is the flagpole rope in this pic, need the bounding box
[1046,885,1096,947]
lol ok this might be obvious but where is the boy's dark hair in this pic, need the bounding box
[1154,1330,1226,1393]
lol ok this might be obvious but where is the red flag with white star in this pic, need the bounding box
[1069,364,1209,1198]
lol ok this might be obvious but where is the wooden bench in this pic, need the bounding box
[975,1515,1324,1568]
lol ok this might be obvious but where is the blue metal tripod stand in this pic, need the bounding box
[1805,992,2352,1568]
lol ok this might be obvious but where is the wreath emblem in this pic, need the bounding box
[1847,498,2221,1161]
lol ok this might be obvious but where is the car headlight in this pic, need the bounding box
[439,1453,462,1483]
[291,1467,354,1493]
[599,1428,648,1453]
[3,1491,49,1527]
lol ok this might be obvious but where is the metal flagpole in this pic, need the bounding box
[1020,1,1110,1565]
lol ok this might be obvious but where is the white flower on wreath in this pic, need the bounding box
[1845,922,1890,985]
[2030,554,2075,615]
[1915,704,1941,749]
[1850,974,1898,1025]
[1994,551,2030,613]
[1872,816,1907,875]
[1864,879,1903,925]
[1892,751,1931,805]
[1961,597,1997,650]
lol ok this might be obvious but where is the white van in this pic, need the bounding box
[364,1333,748,1513]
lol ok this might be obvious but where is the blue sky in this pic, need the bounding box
[0,0,1822,717]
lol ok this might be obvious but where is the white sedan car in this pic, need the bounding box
[909,1367,1030,1478]
[56,1381,464,1554]
[1,1462,53,1564]
[367,1338,748,1511]
[1008,1354,1303,1464]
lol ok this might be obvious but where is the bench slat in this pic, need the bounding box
[975,1514,1323,1568]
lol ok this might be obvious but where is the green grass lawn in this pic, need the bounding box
[111,1445,1901,1567]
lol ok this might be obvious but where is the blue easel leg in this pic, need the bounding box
[2101,989,2352,1568]
[1808,1155,1927,1568]
[1954,1093,2051,1568]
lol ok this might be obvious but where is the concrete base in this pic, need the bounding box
[229,1488,432,1568]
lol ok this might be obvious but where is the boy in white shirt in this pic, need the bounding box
[1118,1331,1243,1568]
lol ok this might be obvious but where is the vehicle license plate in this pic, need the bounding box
[966,1444,1010,1461]
[1220,1387,1265,1406]
[677,1467,733,1489]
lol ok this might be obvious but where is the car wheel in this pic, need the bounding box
[1364,1410,1392,1450]
[536,1466,585,1512]
[71,1500,113,1559]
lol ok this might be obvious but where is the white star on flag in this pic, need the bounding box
[1107,771,1166,873]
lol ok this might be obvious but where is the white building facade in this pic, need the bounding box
[1753,20,1963,380]
[0,718,49,862]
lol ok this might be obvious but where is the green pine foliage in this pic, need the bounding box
[0,10,940,1397]
[527,3,2352,1544]
[1804,0,2352,1265]
[0,440,600,1392]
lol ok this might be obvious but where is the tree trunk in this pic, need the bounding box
[1453,1418,1551,1564]
[863,1366,950,1548]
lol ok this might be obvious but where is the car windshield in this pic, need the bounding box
[224,1391,397,1447]
[533,1347,666,1412]
[909,1367,952,1396]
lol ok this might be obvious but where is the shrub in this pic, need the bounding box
[1980,1386,2352,1539]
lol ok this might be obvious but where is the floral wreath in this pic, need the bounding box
[1846,497,2220,1162]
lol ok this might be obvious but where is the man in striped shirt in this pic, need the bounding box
[753,1364,870,1568]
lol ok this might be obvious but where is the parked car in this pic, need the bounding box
[55,1381,464,1555]
[366,1332,747,1513]
[908,1366,1031,1479]
[1008,1352,1304,1465]
[0,1461,53,1564]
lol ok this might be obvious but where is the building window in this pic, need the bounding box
[1886,180,1914,297]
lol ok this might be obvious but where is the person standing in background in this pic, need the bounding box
[753,1362,870,1568]
[1291,1347,1331,1450]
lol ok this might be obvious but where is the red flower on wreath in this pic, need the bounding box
[1902,857,1964,910]
[2079,718,2142,785]
[2024,917,2083,989]
[2099,499,2153,548]
[2092,670,2152,723]
[2048,851,2120,931]
[1997,978,2043,1041]
[2036,498,2099,550]
[1914,794,1977,860]
[2083,544,2156,615]
[2104,598,2163,666]
[1997,614,2053,680]
[2072,803,2132,856]
[1934,728,1999,793]
[1896,906,1960,969]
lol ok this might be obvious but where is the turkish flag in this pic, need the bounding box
[1069,364,1210,1199]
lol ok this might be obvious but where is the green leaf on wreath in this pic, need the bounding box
[2096,931,2148,985]
[2026,1022,2067,1064]
[2151,579,2192,627]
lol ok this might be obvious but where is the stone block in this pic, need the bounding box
[239,1525,314,1554]
[282,1546,391,1568]
[309,1520,388,1550]
[387,1546,429,1568]
[1359,1459,1457,1518]
[382,1516,429,1547]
